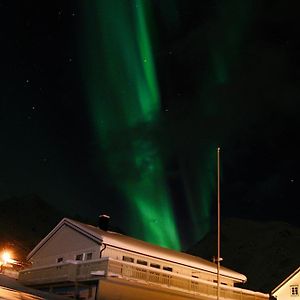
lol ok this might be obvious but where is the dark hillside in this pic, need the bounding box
[187,218,300,293]
[0,194,120,261]
[0,194,65,260]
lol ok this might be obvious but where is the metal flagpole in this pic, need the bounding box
[217,146,221,300]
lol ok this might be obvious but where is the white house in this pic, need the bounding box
[272,267,300,300]
[19,216,269,300]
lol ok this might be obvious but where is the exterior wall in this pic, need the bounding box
[20,219,268,300]
[30,225,100,267]
[97,278,209,300]
[97,277,267,300]
[20,257,269,300]
[102,245,234,287]
[273,271,300,300]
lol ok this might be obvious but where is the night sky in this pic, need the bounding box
[1,0,299,250]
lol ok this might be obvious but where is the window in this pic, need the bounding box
[86,253,92,260]
[163,266,173,272]
[57,257,63,263]
[75,254,83,261]
[150,263,160,269]
[213,279,228,286]
[137,259,147,266]
[122,256,134,263]
[291,285,299,296]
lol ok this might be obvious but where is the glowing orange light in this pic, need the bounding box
[1,251,13,264]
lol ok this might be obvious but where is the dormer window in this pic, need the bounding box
[57,257,63,263]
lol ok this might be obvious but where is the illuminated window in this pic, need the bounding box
[122,256,134,263]
[150,263,160,269]
[137,259,147,266]
[76,254,83,261]
[291,285,299,296]
[86,253,92,260]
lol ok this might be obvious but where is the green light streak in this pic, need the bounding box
[210,0,252,84]
[212,50,227,84]
[135,1,160,121]
[80,0,252,249]
[180,0,253,243]
[179,144,216,242]
[81,0,180,250]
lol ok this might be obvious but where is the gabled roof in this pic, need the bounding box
[272,266,300,294]
[27,218,247,283]
[27,218,103,260]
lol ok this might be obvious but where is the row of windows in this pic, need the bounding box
[76,252,93,261]
[122,256,173,272]
[122,255,228,284]
[57,252,93,263]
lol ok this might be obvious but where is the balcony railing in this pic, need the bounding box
[19,258,269,300]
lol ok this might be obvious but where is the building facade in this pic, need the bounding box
[272,267,300,300]
[19,217,269,300]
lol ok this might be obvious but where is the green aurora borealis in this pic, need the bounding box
[0,0,299,268]
[82,0,180,249]
[80,0,251,250]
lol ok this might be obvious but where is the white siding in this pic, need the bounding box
[101,245,235,286]
[30,225,100,267]
[273,271,300,300]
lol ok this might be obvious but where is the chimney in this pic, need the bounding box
[98,214,110,231]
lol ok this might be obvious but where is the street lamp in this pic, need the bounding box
[2,251,12,264]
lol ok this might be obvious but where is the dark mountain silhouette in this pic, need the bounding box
[187,218,300,293]
[0,194,66,260]
[0,194,122,261]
